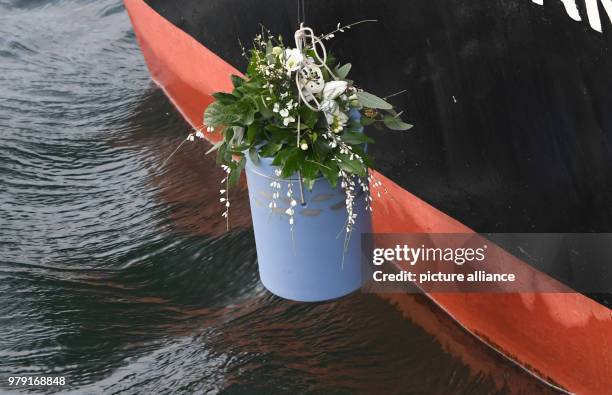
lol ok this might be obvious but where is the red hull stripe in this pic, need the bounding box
[124,0,612,393]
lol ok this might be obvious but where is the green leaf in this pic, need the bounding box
[256,97,274,119]
[246,123,261,145]
[205,140,224,155]
[303,177,316,191]
[259,142,283,157]
[319,160,339,187]
[247,59,257,76]
[325,53,337,68]
[302,160,319,180]
[271,147,294,166]
[357,91,393,110]
[231,75,245,88]
[236,80,262,95]
[212,92,237,105]
[313,138,332,163]
[265,124,293,143]
[335,63,352,79]
[351,146,374,168]
[204,102,241,127]
[229,126,245,146]
[341,131,374,145]
[216,143,231,165]
[248,147,260,165]
[232,100,256,125]
[281,149,305,178]
[383,115,414,131]
[223,125,234,142]
[228,157,246,187]
[301,159,319,191]
[299,107,319,128]
[337,153,367,177]
[243,109,256,125]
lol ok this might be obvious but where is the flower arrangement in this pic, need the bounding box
[202,22,412,235]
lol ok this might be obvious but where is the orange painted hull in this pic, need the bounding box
[124,0,612,393]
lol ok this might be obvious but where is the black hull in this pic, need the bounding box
[147,0,612,232]
[145,0,612,302]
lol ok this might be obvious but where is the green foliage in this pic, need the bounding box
[383,115,414,131]
[228,156,246,187]
[335,63,352,79]
[203,30,413,191]
[230,75,245,88]
[356,91,393,110]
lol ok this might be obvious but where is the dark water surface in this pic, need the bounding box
[0,1,558,393]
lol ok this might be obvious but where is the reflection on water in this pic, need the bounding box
[0,0,558,393]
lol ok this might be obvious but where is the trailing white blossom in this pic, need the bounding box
[220,165,231,230]
[286,181,297,226]
[269,168,282,211]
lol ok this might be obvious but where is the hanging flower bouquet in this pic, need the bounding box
[201,22,412,301]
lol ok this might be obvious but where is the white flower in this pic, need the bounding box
[325,106,349,133]
[319,81,349,127]
[300,89,315,103]
[300,142,308,150]
[319,100,339,116]
[272,46,283,56]
[336,110,349,125]
[279,108,289,117]
[322,80,348,101]
[273,103,280,113]
[283,116,296,126]
[283,48,304,72]
[299,65,324,94]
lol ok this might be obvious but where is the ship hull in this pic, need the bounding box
[124,0,612,393]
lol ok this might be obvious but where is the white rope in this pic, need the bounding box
[293,24,338,113]
[291,23,339,204]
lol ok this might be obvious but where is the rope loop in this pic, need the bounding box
[293,24,338,113]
